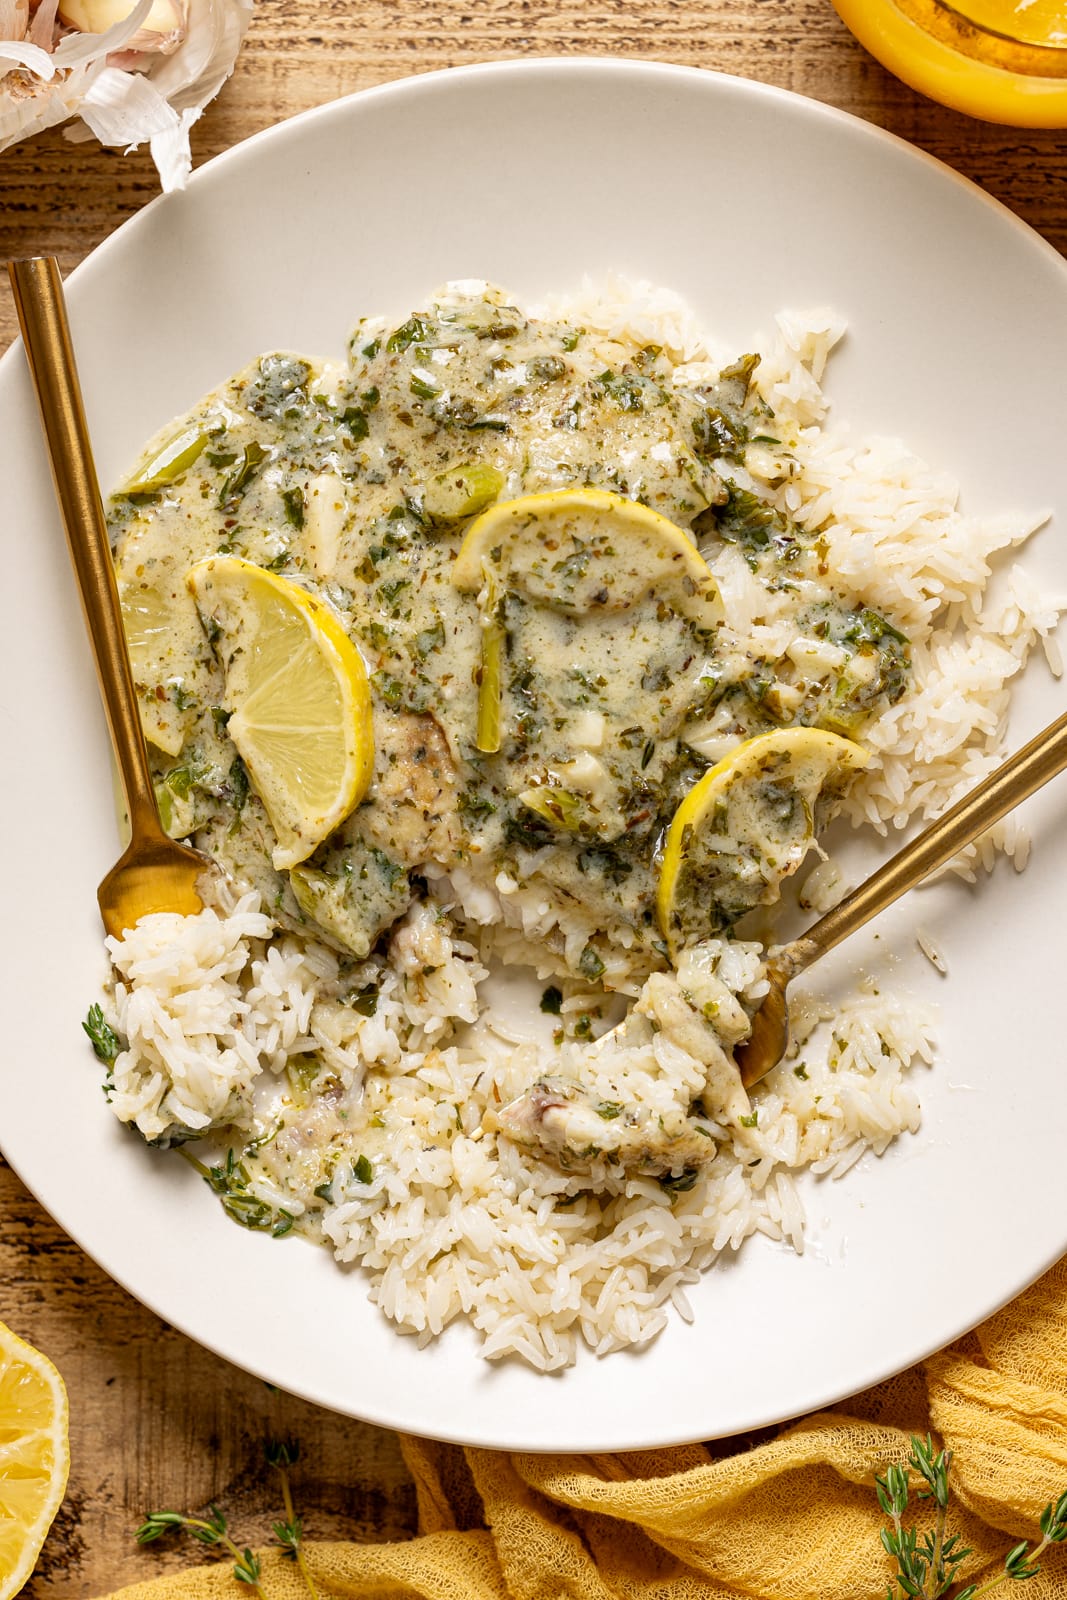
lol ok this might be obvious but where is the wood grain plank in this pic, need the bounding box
[1,4,1064,1592]
[2,1157,416,1598]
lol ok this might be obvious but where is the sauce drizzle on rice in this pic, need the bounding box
[89,280,1062,1369]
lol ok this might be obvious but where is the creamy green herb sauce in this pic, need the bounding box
[109,286,910,973]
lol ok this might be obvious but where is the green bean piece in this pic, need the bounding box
[123,425,209,492]
[476,613,505,754]
[518,786,582,830]
[423,463,505,522]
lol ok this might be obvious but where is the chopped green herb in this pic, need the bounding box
[693,403,746,461]
[597,370,651,412]
[367,845,405,889]
[218,441,268,508]
[339,405,371,440]
[413,621,445,658]
[659,1168,699,1193]
[281,486,306,529]
[228,757,250,818]
[458,789,497,821]
[595,1102,623,1120]
[192,1150,277,1233]
[578,945,606,981]
[386,314,435,353]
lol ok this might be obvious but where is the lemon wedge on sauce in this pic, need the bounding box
[452,488,722,754]
[452,487,722,617]
[657,727,870,955]
[0,1320,69,1600]
[187,557,373,870]
[119,581,194,757]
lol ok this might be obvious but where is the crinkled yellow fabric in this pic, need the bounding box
[99,1258,1067,1600]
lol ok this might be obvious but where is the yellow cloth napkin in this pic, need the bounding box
[100,1257,1067,1600]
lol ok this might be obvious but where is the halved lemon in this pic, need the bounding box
[452,487,722,620]
[657,727,869,955]
[0,1320,69,1600]
[187,557,373,870]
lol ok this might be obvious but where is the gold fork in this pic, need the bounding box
[9,255,208,938]
[735,705,1067,1087]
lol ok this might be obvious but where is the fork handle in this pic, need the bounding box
[786,705,1067,975]
[9,257,163,844]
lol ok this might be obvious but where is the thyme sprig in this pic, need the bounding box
[877,1435,1067,1598]
[267,1438,321,1600]
[82,1003,124,1064]
[135,1505,265,1596]
[136,1440,321,1599]
[180,1147,296,1237]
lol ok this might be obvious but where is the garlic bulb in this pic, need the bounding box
[0,0,253,192]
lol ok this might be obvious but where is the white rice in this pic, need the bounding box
[96,280,1062,1370]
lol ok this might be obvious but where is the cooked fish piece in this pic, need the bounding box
[287,710,464,958]
[488,1074,718,1178]
[634,971,752,1125]
[489,962,753,1178]
[363,709,463,868]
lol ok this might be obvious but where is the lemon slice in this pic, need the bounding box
[0,1321,69,1600]
[117,581,197,757]
[452,487,722,619]
[657,727,870,954]
[187,557,374,870]
[453,488,722,754]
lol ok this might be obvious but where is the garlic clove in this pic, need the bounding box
[57,0,183,40]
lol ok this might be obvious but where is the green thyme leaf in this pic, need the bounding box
[83,1004,123,1065]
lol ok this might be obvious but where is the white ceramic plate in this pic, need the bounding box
[2,59,1066,1452]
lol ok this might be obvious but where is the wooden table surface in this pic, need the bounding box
[2,4,1065,1594]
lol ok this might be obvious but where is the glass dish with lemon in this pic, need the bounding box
[88,282,1052,1369]
[834,0,1067,126]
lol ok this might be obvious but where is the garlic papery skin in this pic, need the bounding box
[0,0,252,191]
